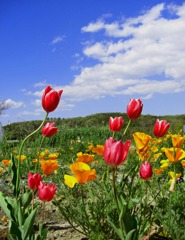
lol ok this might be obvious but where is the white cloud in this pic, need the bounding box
[34,81,48,87]
[31,2,185,112]
[51,36,64,44]
[4,99,24,109]
[67,2,185,101]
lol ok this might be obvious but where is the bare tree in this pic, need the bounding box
[0,101,9,115]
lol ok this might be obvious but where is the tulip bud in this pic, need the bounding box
[38,181,56,202]
[42,86,63,113]
[127,98,143,120]
[28,172,42,190]
[109,117,124,132]
[153,119,170,138]
[42,122,58,137]
[104,137,131,167]
[139,162,153,180]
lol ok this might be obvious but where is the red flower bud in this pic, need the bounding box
[38,181,56,202]
[42,86,63,113]
[153,119,170,138]
[42,122,58,137]
[127,98,143,120]
[109,117,124,132]
[104,137,131,167]
[139,162,153,180]
[28,172,42,190]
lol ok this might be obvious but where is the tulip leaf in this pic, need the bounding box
[20,189,33,208]
[21,208,37,240]
[0,192,15,221]
[9,220,22,240]
[10,154,19,197]
[17,201,24,227]
[125,229,136,240]
[107,218,124,239]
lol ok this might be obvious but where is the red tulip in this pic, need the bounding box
[42,85,63,113]
[153,119,170,138]
[104,137,131,167]
[42,122,58,137]
[139,162,153,180]
[109,117,124,132]
[28,172,42,190]
[127,98,143,120]
[38,181,56,202]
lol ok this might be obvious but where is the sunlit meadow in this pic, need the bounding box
[0,86,185,240]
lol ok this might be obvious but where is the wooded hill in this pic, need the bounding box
[2,112,185,141]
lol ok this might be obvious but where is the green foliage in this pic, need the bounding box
[3,112,185,142]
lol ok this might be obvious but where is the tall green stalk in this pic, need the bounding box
[16,112,48,198]
[112,167,125,238]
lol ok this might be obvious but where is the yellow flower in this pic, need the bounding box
[38,151,46,159]
[12,150,17,154]
[45,149,50,155]
[171,134,185,148]
[15,154,27,162]
[64,162,97,188]
[133,132,152,150]
[133,132,152,161]
[0,168,3,173]
[40,159,59,176]
[76,152,94,163]
[32,158,38,163]
[2,159,11,167]
[48,152,59,160]
[91,145,104,157]
[168,171,181,182]
[162,147,185,163]
[160,159,169,170]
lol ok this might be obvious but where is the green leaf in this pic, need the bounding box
[21,208,37,240]
[125,229,136,240]
[17,201,24,227]
[8,220,22,240]
[10,154,19,197]
[107,218,124,240]
[0,192,15,221]
[20,190,33,208]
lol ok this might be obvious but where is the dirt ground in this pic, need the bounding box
[0,201,88,240]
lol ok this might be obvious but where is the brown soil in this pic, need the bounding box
[0,201,87,240]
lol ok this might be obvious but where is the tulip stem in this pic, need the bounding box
[122,119,131,139]
[16,112,49,198]
[112,168,125,238]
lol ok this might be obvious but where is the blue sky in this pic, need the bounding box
[1,0,185,125]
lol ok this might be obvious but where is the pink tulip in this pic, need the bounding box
[42,122,58,137]
[38,182,56,202]
[104,137,131,167]
[127,98,143,120]
[28,172,42,190]
[42,86,63,113]
[109,117,124,132]
[139,162,153,180]
[153,119,170,138]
